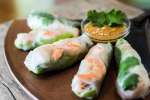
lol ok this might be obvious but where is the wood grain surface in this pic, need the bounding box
[0,0,147,100]
[0,21,33,100]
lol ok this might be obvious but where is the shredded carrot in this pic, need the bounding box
[78,73,97,80]
[66,42,81,51]
[43,31,54,36]
[84,56,106,79]
[52,48,64,61]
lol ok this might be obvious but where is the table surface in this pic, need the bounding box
[0,0,145,100]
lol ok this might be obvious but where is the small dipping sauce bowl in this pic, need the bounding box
[81,18,131,43]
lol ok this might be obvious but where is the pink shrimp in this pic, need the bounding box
[52,48,64,61]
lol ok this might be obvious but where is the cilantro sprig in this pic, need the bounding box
[87,9,126,27]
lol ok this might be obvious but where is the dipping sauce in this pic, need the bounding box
[84,22,126,42]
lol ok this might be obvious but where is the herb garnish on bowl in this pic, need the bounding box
[87,9,126,27]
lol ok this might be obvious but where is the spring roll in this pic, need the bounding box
[14,33,35,51]
[27,11,80,30]
[71,43,112,99]
[115,39,150,99]
[27,11,55,29]
[24,34,93,74]
[15,20,79,51]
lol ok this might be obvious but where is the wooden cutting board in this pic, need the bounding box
[4,20,150,100]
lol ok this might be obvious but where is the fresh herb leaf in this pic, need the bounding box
[123,74,139,91]
[96,12,107,27]
[118,57,140,81]
[87,10,107,27]
[31,12,55,24]
[87,9,126,27]
[108,9,126,26]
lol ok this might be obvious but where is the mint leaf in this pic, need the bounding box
[123,74,139,91]
[31,12,55,24]
[96,12,107,27]
[108,9,126,26]
[87,9,126,27]
[87,10,107,27]
[118,57,140,81]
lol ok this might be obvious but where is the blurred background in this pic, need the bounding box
[0,0,150,24]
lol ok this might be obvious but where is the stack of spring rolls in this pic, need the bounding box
[15,11,80,51]
[71,39,150,99]
[14,11,150,100]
